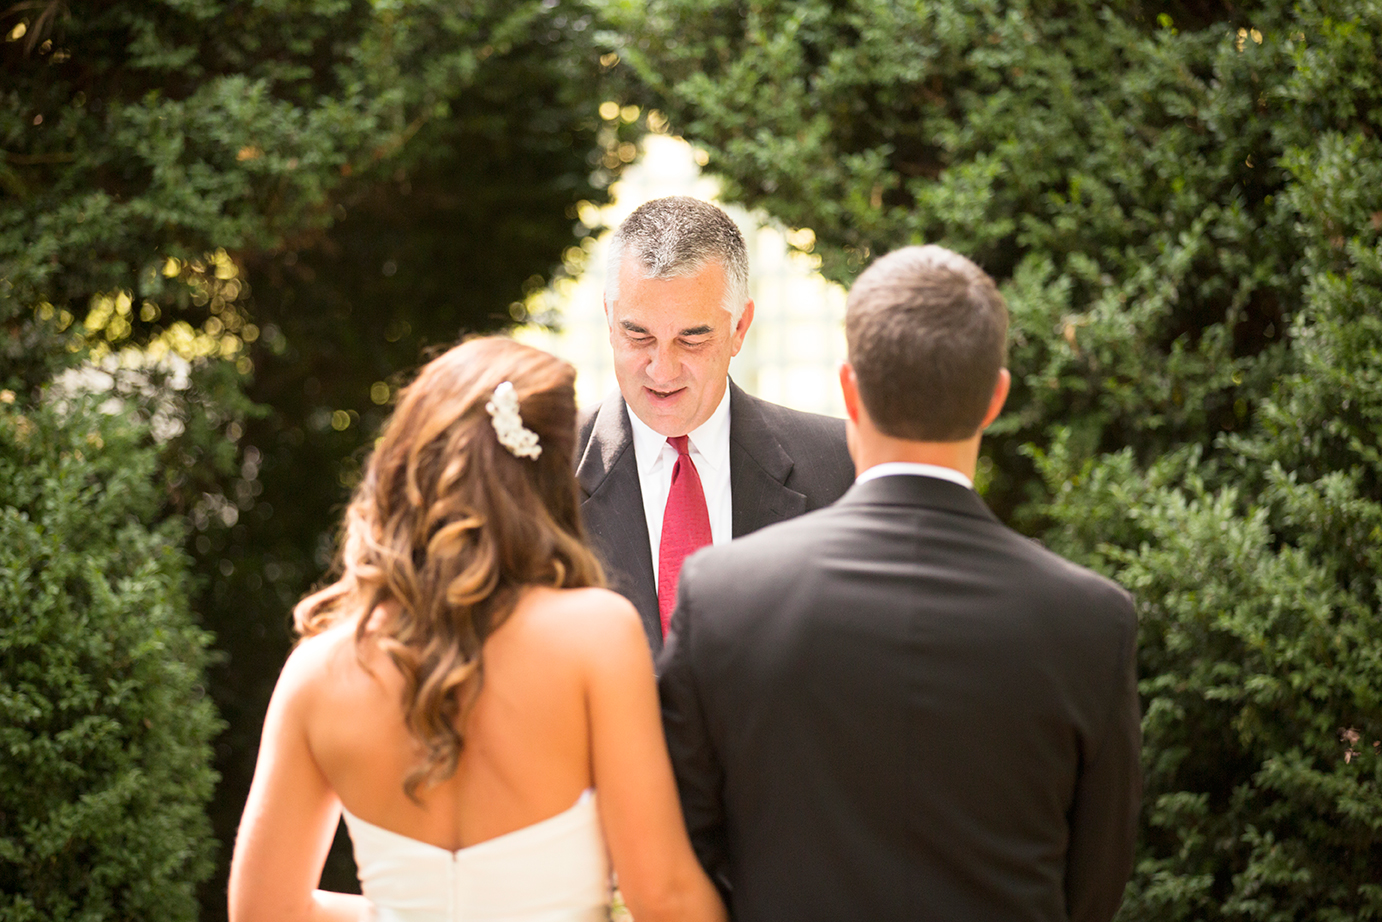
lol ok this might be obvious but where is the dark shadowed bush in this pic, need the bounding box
[0,393,221,921]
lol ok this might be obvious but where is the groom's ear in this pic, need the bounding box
[839,363,862,424]
[980,368,1011,431]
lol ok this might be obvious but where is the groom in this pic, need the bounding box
[658,245,1141,922]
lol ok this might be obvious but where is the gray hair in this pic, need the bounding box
[604,196,751,324]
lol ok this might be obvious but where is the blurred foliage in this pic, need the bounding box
[607,0,1304,523]
[613,0,1382,916]
[0,391,221,921]
[2,0,634,915]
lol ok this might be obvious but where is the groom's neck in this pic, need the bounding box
[848,420,982,482]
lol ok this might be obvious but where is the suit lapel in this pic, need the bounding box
[576,392,661,650]
[728,381,807,537]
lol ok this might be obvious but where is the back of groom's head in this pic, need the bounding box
[845,245,1009,442]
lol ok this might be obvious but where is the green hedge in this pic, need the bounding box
[0,393,221,921]
[1035,90,1382,918]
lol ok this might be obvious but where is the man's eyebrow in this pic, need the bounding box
[618,321,714,337]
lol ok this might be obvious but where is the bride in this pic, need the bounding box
[229,337,727,922]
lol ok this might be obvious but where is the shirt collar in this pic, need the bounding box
[855,461,973,490]
[627,381,732,477]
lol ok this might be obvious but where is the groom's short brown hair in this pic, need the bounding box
[845,245,1008,442]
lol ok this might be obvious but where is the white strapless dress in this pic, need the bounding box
[341,790,612,922]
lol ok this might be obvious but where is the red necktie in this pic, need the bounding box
[658,435,713,636]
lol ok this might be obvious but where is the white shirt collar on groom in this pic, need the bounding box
[855,461,974,491]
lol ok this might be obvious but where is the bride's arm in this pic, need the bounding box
[580,591,728,922]
[228,638,370,922]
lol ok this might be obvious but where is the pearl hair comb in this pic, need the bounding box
[485,381,542,460]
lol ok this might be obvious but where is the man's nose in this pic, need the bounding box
[646,343,680,383]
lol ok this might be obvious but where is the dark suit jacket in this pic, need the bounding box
[576,380,854,654]
[658,474,1141,922]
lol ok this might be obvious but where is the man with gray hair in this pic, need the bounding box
[576,196,854,654]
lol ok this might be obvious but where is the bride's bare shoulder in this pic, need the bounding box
[514,586,645,654]
[551,586,636,616]
[273,615,367,700]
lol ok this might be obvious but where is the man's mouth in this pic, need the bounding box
[646,386,685,401]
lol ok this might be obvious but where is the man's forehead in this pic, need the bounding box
[608,271,732,332]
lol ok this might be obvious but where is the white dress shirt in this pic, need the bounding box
[627,384,733,592]
[854,461,974,490]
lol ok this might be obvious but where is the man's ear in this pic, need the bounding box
[839,362,861,424]
[729,299,756,356]
[980,368,1011,430]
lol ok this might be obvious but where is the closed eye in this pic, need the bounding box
[677,324,714,347]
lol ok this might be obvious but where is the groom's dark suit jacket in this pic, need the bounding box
[658,474,1141,922]
[576,380,854,655]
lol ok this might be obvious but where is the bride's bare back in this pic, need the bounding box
[232,583,715,922]
[305,586,643,850]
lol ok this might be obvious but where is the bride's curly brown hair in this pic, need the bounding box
[293,336,603,799]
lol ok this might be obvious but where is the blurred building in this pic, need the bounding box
[516,134,847,419]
